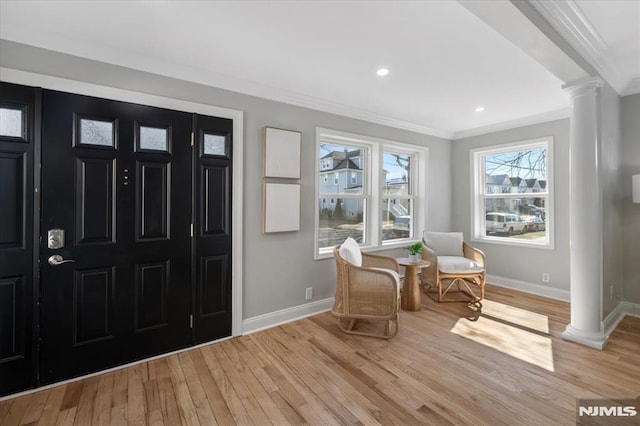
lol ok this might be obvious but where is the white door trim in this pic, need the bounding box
[0,67,244,336]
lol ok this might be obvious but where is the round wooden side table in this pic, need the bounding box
[396,258,431,311]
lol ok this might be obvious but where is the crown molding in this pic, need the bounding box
[623,77,640,97]
[452,108,570,140]
[529,0,627,96]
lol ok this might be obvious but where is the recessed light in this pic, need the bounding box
[475,106,485,112]
[376,68,389,77]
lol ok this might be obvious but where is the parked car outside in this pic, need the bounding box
[523,216,545,232]
[485,212,526,236]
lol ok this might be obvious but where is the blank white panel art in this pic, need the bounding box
[263,183,300,233]
[263,127,301,178]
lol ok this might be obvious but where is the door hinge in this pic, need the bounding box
[191,131,194,147]
[190,314,194,329]
[190,223,194,237]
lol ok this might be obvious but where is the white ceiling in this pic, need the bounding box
[0,1,637,139]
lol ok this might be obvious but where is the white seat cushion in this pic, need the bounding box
[437,256,484,274]
[424,232,464,257]
[339,237,362,267]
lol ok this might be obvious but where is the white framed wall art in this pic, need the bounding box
[263,126,302,179]
[262,182,301,233]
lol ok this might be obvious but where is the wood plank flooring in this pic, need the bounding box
[1,284,639,425]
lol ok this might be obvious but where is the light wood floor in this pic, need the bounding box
[1,284,639,425]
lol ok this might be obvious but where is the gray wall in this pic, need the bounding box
[621,93,640,303]
[600,83,623,317]
[0,41,452,319]
[452,119,571,293]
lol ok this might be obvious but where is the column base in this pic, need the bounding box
[561,324,606,350]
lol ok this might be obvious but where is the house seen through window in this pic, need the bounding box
[471,137,553,248]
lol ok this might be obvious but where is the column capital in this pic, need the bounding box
[562,77,603,97]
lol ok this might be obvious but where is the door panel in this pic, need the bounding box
[0,276,24,358]
[73,266,115,346]
[134,261,169,331]
[75,157,115,244]
[203,165,229,235]
[194,115,233,343]
[0,82,36,396]
[136,161,170,240]
[40,90,193,383]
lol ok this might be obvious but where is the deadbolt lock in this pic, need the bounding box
[47,229,65,249]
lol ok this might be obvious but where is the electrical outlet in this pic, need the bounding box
[542,273,550,283]
[305,287,313,300]
[610,285,614,300]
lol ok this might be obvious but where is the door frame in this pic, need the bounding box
[1,67,244,337]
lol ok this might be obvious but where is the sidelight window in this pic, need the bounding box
[203,133,227,157]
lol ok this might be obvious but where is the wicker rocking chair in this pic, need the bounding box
[332,238,401,339]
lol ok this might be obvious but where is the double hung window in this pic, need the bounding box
[471,137,553,248]
[315,128,427,258]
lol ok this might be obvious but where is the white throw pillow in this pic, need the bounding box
[339,237,362,267]
[424,232,464,257]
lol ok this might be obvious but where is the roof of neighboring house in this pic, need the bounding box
[486,174,509,185]
[320,149,360,160]
[385,177,408,185]
[510,177,524,186]
[525,178,539,188]
[345,184,363,191]
[337,159,360,170]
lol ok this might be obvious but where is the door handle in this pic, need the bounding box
[48,255,76,266]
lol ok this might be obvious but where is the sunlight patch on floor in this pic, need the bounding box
[451,315,555,372]
[480,299,550,334]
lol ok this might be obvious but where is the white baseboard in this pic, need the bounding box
[569,300,640,350]
[486,274,570,302]
[242,297,335,335]
[602,301,627,340]
[605,301,640,331]
[621,301,640,318]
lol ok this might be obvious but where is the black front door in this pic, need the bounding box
[39,90,194,383]
[0,82,37,396]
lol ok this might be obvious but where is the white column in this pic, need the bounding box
[561,77,605,349]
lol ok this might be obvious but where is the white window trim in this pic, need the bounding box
[470,136,554,250]
[315,127,428,259]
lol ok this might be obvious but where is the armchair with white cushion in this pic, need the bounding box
[420,232,486,304]
[332,237,401,339]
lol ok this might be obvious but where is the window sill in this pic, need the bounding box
[471,235,554,250]
[315,238,421,260]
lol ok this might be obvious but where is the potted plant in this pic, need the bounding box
[406,242,423,263]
